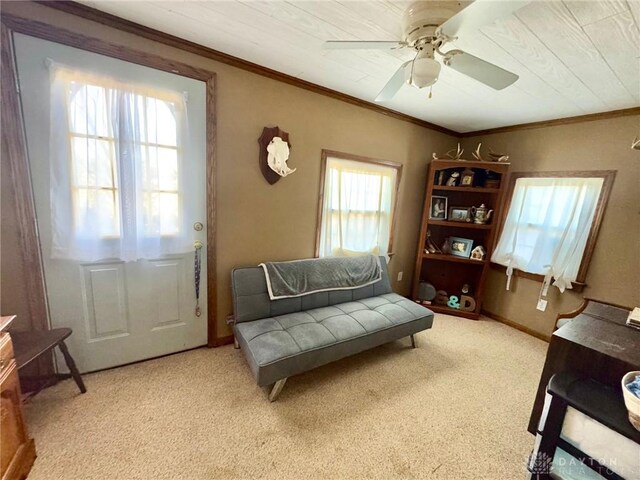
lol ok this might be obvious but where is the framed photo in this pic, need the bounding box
[460,168,475,187]
[448,206,472,223]
[449,237,473,258]
[429,196,448,220]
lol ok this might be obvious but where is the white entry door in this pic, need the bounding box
[14,34,208,372]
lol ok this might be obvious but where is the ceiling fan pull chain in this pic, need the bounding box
[428,86,433,99]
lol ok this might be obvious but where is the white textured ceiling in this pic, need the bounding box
[81,0,640,133]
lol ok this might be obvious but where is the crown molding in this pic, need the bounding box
[15,2,640,140]
[36,1,458,137]
[461,107,640,137]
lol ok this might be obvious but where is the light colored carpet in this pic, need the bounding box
[25,315,546,479]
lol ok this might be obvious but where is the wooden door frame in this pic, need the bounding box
[0,15,221,347]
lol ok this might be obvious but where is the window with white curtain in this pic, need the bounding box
[492,172,614,293]
[50,64,192,261]
[317,152,401,258]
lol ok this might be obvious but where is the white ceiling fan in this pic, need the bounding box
[323,1,528,102]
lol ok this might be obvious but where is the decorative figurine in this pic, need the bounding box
[418,282,436,302]
[441,237,451,254]
[470,245,486,261]
[446,171,460,186]
[471,204,493,224]
[460,295,477,312]
[447,295,460,309]
[425,231,442,254]
[435,290,449,305]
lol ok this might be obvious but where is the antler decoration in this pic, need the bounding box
[472,143,484,161]
[488,147,510,162]
[432,143,464,161]
[632,136,640,151]
[446,143,464,160]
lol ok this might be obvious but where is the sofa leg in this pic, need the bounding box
[410,334,417,348]
[268,378,287,402]
[233,336,240,349]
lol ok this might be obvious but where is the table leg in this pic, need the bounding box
[58,341,86,393]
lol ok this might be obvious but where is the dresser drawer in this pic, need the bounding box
[0,333,14,377]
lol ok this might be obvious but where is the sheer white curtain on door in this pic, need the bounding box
[318,157,397,257]
[49,63,194,262]
[492,177,604,293]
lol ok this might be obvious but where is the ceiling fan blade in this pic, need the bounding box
[439,0,530,37]
[323,41,406,50]
[446,51,518,90]
[375,62,411,102]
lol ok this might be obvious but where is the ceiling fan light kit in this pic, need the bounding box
[408,47,442,88]
[323,1,523,102]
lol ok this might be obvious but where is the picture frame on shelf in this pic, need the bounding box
[448,206,472,223]
[449,237,474,258]
[429,195,448,220]
[460,168,475,187]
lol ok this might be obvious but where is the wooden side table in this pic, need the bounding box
[10,328,86,394]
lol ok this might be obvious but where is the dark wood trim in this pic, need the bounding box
[314,150,403,258]
[1,14,214,82]
[36,1,458,137]
[494,170,616,287]
[577,172,616,282]
[1,24,53,376]
[489,263,586,293]
[1,18,222,345]
[554,299,590,328]
[211,334,234,347]
[19,2,640,139]
[461,107,640,137]
[481,309,551,343]
[205,75,219,347]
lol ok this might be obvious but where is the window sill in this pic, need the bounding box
[489,262,586,293]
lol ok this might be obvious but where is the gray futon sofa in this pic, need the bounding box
[230,257,434,401]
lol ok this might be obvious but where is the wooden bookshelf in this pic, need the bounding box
[411,159,510,320]
[421,253,487,265]
[432,185,500,194]
[427,220,492,230]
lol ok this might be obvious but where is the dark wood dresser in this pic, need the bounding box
[1,316,36,480]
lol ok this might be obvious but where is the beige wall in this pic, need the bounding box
[3,2,638,344]
[0,2,455,338]
[462,115,640,338]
